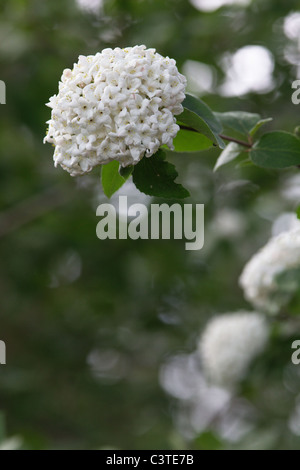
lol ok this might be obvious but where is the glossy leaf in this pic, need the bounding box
[250,131,300,169]
[215,111,261,138]
[132,149,190,199]
[214,142,244,171]
[101,161,129,198]
[180,93,225,148]
[173,129,212,153]
[250,118,273,137]
[119,165,134,179]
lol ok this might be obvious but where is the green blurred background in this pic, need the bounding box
[1,0,300,450]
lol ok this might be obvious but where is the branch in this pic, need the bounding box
[219,134,252,149]
[179,125,252,149]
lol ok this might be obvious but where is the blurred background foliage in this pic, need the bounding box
[1,0,300,450]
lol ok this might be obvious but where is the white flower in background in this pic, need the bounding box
[182,60,215,95]
[240,228,300,313]
[211,208,246,238]
[271,212,300,237]
[283,12,300,41]
[76,0,103,14]
[220,46,274,96]
[0,436,22,450]
[159,353,231,437]
[189,0,250,12]
[159,352,256,441]
[198,312,268,388]
[44,45,186,176]
[281,174,300,203]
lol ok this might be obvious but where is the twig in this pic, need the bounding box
[219,134,252,149]
[179,125,252,149]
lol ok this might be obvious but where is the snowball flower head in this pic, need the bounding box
[198,312,268,388]
[44,46,186,176]
[240,227,300,314]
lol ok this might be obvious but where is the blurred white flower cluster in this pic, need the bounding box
[240,226,300,313]
[76,0,103,14]
[199,312,269,388]
[0,436,22,451]
[196,213,300,390]
[160,312,269,438]
[44,45,186,176]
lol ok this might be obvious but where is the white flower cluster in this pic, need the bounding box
[44,46,186,176]
[198,312,269,388]
[239,227,300,313]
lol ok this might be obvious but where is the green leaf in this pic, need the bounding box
[132,149,190,199]
[172,129,212,153]
[250,118,273,137]
[178,111,219,147]
[183,93,223,136]
[180,93,225,148]
[119,165,133,179]
[236,158,254,168]
[214,142,244,171]
[250,131,300,169]
[215,111,262,138]
[101,161,130,198]
[296,205,300,220]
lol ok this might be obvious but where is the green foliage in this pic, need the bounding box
[250,118,273,137]
[132,150,190,198]
[250,132,300,169]
[215,111,262,138]
[172,129,212,153]
[119,165,134,180]
[179,93,225,148]
[214,111,272,140]
[214,142,245,171]
[101,161,131,198]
